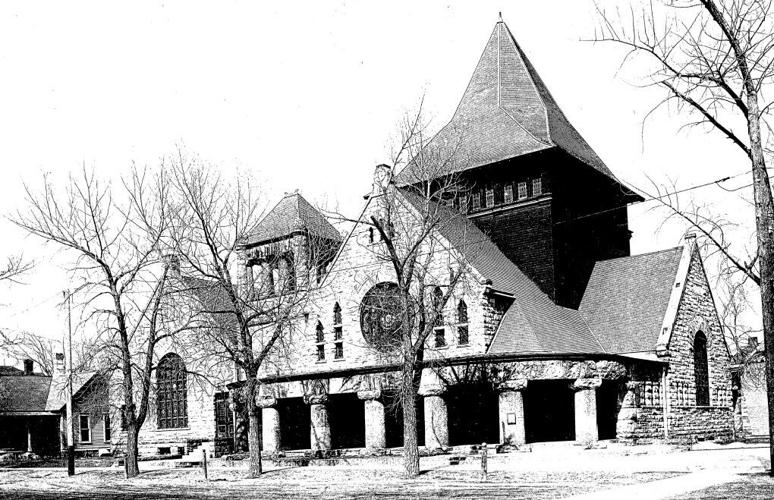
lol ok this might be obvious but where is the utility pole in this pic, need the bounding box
[63,289,75,476]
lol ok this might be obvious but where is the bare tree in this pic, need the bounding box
[352,106,475,477]
[0,255,32,284]
[593,0,774,472]
[0,330,55,375]
[11,166,182,478]
[167,151,330,478]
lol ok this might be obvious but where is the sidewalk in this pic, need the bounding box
[568,471,739,500]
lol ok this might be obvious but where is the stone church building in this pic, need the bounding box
[122,19,733,458]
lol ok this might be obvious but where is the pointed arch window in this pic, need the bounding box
[333,303,344,359]
[433,287,446,348]
[457,300,469,345]
[157,353,188,429]
[694,331,710,406]
[316,321,325,361]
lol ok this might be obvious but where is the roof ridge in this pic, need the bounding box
[598,246,683,264]
[497,20,553,147]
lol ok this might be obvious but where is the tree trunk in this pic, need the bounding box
[401,366,420,477]
[124,423,140,478]
[245,377,263,478]
[746,99,774,476]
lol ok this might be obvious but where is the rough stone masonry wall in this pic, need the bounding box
[113,342,231,456]
[258,191,495,382]
[661,250,733,440]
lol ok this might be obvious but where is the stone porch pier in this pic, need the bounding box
[257,396,280,453]
[305,394,331,452]
[498,379,527,446]
[573,377,601,443]
[421,385,448,450]
[358,389,386,450]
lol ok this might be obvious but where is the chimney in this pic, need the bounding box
[55,352,65,373]
[372,164,393,197]
[23,359,33,376]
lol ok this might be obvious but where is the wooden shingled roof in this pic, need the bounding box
[396,19,634,194]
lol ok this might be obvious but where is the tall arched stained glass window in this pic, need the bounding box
[157,353,188,429]
[694,331,710,406]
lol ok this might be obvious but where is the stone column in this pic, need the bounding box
[305,394,331,452]
[257,396,280,453]
[422,386,448,450]
[616,381,640,440]
[498,379,527,446]
[357,390,386,450]
[573,378,601,443]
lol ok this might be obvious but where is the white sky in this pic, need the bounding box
[0,1,758,344]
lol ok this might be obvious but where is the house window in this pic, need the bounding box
[458,196,468,213]
[432,287,446,348]
[316,321,325,361]
[79,415,91,443]
[103,413,111,442]
[503,184,513,204]
[485,188,494,208]
[457,300,469,345]
[471,192,481,211]
[157,353,188,429]
[694,331,710,406]
[333,303,344,359]
[532,177,542,196]
[517,182,528,200]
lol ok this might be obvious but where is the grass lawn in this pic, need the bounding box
[0,467,681,499]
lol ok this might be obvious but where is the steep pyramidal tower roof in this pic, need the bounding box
[245,192,341,246]
[397,19,622,184]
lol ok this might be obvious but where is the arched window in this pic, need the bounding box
[316,321,325,362]
[333,303,344,359]
[432,287,446,348]
[157,353,187,429]
[694,331,710,406]
[457,300,469,345]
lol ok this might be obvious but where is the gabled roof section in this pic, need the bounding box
[396,19,629,190]
[0,375,52,413]
[45,371,98,412]
[180,276,239,333]
[245,193,342,247]
[579,247,684,354]
[399,188,602,355]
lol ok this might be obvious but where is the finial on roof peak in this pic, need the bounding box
[498,11,503,23]
[283,189,300,198]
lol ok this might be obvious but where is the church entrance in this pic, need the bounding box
[446,383,499,446]
[278,397,310,450]
[329,393,365,449]
[524,380,575,443]
[384,391,424,448]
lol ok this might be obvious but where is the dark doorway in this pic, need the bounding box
[328,393,365,449]
[384,391,424,448]
[278,397,310,450]
[524,380,575,443]
[446,383,499,446]
[596,380,621,440]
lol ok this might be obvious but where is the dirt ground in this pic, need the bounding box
[0,442,769,499]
